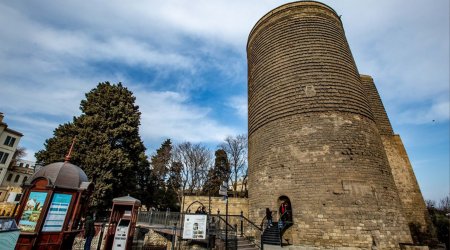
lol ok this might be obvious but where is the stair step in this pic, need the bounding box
[236,236,257,250]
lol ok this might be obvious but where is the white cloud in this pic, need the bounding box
[227,96,247,119]
[397,100,450,125]
[133,88,237,143]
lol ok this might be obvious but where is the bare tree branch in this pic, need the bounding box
[173,142,212,195]
[219,134,248,197]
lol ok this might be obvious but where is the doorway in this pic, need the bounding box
[277,196,292,223]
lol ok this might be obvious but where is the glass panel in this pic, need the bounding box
[18,191,48,232]
[42,193,72,232]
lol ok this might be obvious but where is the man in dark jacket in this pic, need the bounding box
[84,215,95,250]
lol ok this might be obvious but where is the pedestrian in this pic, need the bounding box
[84,215,95,250]
[265,208,273,228]
[201,206,207,214]
[279,201,288,222]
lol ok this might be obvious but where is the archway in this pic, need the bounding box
[185,200,206,213]
[277,196,293,223]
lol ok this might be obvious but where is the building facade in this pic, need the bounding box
[0,159,35,216]
[0,113,23,199]
[247,1,430,249]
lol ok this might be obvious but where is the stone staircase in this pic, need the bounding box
[261,223,281,246]
[237,236,259,250]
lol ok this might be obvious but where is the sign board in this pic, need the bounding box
[218,189,227,196]
[42,193,72,232]
[219,181,228,196]
[18,191,48,232]
[182,214,207,239]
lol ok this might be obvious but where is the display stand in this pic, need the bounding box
[14,161,93,250]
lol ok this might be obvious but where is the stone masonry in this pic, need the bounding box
[361,75,432,234]
[247,1,427,249]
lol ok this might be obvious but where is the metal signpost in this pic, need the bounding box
[219,181,228,250]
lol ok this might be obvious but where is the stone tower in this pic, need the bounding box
[360,75,433,236]
[247,1,416,248]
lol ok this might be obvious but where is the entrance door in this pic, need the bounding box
[277,196,292,223]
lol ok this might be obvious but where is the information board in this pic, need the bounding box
[42,193,72,232]
[182,214,207,239]
[18,191,48,232]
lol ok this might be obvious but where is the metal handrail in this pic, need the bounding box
[243,215,262,231]
[215,214,236,230]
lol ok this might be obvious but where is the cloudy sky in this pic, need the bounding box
[0,0,448,201]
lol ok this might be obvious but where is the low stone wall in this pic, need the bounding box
[183,195,249,217]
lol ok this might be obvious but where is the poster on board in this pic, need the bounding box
[42,193,72,232]
[182,214,207,239]
[18,191,48,232]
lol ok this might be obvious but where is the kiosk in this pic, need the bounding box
[104,195,140,250]
[14,161,93,250]
[0,217,20,249]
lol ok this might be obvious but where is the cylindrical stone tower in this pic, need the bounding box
[247,1,412,249]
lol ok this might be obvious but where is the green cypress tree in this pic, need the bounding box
[36,82,149,211]
[148,139,172,209]
[203,149,230,196]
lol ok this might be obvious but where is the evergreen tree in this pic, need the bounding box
[148,139,173,209]
[164,161,182,211]
[35,82,149,211]
[203,149,230,196]
[36,122,79,165]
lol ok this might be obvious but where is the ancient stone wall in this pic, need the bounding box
[360,75,394,136]
[247,1,412,249]
[183,196,249,217]
[382,135,431,228]
[361,75,432,234]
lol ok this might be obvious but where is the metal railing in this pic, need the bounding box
[136,210,265,249]
[137,211,181,228]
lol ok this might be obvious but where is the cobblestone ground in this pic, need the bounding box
[72,224,106,250]
[72,232,103,250]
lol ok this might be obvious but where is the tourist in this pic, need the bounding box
[84,215,95,250]
[279,201,288,223]
[266,208,273,228]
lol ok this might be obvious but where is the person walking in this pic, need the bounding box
[265,208,273,228]
[84,215,95,250]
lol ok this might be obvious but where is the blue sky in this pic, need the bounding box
[0,0,448,201]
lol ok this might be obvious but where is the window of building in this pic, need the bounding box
[6,173,13,181]
[14,175,20,183]
[23,176,28,183]
[4,136,16,147]
[0,151,9,164]
[19,163,23,168]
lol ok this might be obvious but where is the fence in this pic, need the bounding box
[137,211,262,250]
[72,211,262,250]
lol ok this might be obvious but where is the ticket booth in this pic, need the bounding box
[14,161,93,250]
[104,195,141,250]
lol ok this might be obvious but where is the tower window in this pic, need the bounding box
[14,175,20,183]
[6,174,13,181]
